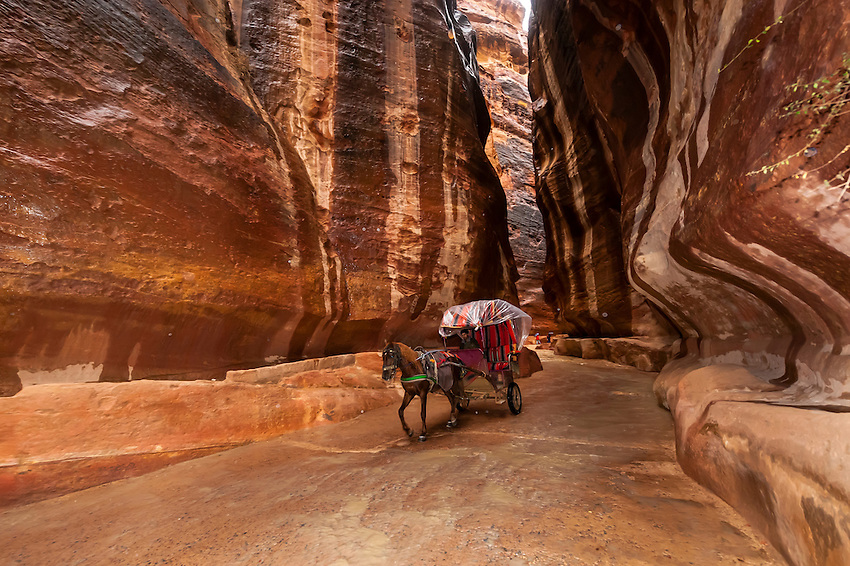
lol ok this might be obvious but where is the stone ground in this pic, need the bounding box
[1,350,785,565]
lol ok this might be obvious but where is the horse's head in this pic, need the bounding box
[381,343,399,381]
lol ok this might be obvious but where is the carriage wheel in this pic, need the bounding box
[507,382,522,415]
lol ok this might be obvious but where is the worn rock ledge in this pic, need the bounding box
[226,352,379,386]
[0,353,398,508]
[550,336,676,372]
[655,361,850,566]
[517,346,544,377]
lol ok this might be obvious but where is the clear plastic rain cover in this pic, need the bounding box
[438,299,532,346]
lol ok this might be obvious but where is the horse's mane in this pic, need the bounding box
[393,342,421,367]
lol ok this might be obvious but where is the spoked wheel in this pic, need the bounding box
[507,382,522,415]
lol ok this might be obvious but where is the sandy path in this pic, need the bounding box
[1,351,784,565]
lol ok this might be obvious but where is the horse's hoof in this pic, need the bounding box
[446,420,458,429]
[418,435,427,442]
[406,430,414,438]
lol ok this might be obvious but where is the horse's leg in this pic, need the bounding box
[445,388,458,428]
[418,389,428,441]
[446,369,463,427]
[398,390,414,437]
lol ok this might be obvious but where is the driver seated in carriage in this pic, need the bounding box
[458,328,481,350]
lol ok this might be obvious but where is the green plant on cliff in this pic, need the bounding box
[720,0,850,199]
[747,56,850,195]
[719,19,785,73]
[719,0,810,74]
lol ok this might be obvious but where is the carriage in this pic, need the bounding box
[432,299,532,415]
[382,299,532,440]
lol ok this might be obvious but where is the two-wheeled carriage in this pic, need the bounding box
[426,299,532,415]
[382,299,531,440]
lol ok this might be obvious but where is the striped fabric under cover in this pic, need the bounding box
[474,322,517,371]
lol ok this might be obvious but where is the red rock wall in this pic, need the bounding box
[529,0,850,562]
[528,1,673,338]
[0,0,518,393]
[457,0,551,329]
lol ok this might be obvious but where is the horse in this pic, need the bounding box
[381,342,464,441]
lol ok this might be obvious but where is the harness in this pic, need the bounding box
[419,350,467,386]
[384,348,438,386]
[400,374,436,385]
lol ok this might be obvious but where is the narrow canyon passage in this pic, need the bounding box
[3,0,849,561]
[1,351,782,565]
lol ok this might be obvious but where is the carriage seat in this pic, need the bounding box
[454,345,512,375]
[486,344,513,372]
[472,325,516,374]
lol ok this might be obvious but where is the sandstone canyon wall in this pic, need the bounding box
[529,0,850,563]
[457,0,552,328]
[528,1,674,339]
[0,0,518,394]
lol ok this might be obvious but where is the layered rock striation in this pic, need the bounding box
[0,0,518,393]
[530,0,850,562]
[458,0,550,328]
[528,2,674,338]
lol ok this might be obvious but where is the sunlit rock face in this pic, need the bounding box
[0,0,517,392]
[0,352,397,508]
[530,0,850,562]
[457,0,550,328]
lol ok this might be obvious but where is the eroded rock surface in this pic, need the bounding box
[458,0,550,328]
[551,335,675,372]
[529,0,850,562]
[0,0,517,393]
[527,0,675,339]
[0,352,398,507]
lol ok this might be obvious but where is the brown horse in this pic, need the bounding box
[381,342,463,441]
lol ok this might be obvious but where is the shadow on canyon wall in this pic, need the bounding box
[529,0,850,563]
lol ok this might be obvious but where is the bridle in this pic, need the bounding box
[383,344,420,378]
[383,343,435,382]
[382,347,398,377]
